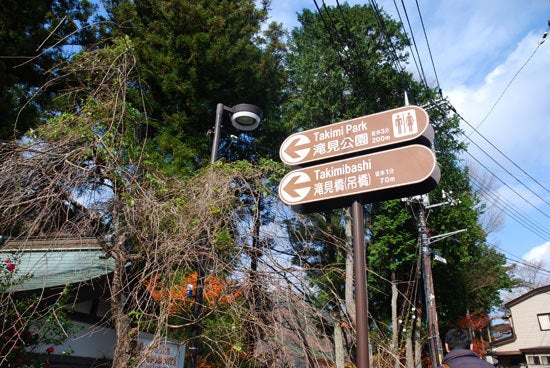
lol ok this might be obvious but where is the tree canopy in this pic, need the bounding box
[280,3,514,366]
[0,0,101,139]
[0,1,515,367]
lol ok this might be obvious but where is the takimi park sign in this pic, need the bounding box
[278,144,440,213]
[279,105,431,166]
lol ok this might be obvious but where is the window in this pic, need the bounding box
[538,313,550,331]
[528,356,541,365]
[526,354,550,367]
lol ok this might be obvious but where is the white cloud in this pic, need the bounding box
[448,31,550,222]
[449,31,550,152]
[523,241,550,265]
[264,0,550,258]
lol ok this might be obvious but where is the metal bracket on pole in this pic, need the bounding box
[428,229,467,245]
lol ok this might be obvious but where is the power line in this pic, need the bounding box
[463,136,550,215]
[453,109,550,210]
[469,174,550,241]
[379,1,550,276]
[313,0,550,258]
[398,0,429,86]
[393,5,550,219]
[425,100,550,240]
[316,0,375,90]
[314,0,415,108]
[470,175,550,239]
[473,26,549,130]
[335,0,365,67]
[413,0,441,95]
[451,104,550,198]
[489,242,550,277]
[391,0,429,89]
[312,0,352,77]
[389,0,425,88]
[427,100,550,218]
[368,0,408,76]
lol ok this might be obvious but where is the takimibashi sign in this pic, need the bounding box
[278,144,440,213]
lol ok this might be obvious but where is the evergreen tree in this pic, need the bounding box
[283,3,423,364]
[1,1,287,366]
[0,0,100,138]
[281,3,513,365]
[103,0,286,174]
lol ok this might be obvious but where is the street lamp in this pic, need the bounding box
[210,103,263,163]
[189,102,262,368]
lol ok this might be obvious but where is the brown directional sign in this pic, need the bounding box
[278,144,440,211]
[279,105,430,166]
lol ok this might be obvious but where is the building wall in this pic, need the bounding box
[493,291,550,353]
[30,322,186,367]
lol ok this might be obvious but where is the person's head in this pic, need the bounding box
[445,328,472,352]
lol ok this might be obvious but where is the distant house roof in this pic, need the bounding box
[0,237,115,292]
[505,284,550,308]
[491,284,550,352]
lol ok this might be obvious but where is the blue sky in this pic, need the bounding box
[263,0,550,273]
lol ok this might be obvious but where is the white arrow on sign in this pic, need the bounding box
[279,105,431,166]
[279,134,311,164]
[279,171,311,203]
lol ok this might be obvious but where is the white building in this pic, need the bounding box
[1,237,185,368]
[490,285,550,368]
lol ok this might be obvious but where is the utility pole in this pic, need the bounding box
[408,192,465,368]
[403,90,444,367]
[415,194,444,368]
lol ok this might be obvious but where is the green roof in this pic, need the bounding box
[1,237,115,292]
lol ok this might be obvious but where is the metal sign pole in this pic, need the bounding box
[352,200,369,368]
[278,103,440,368]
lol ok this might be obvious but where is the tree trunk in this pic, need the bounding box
[111,250,138,367]
[405,319,414,368]
[334,316,346,368]
[392,270,399,368]
[189,264,205,368]
[295,313,317,367]
[245,196,262,356]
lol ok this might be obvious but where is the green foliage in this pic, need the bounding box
[0,0,286,366]
[283,0,421,321]
[35,287,80,348]
[285,209,348,318]
[283,4,416,133]
[0,0,101,139]
[104,0,286,174]
[0,257,30,365]
[423,109,513,321]
[2,0,515,364]
[282,0,513,352]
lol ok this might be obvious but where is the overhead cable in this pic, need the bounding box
[473,24,549,130]
[489,242,550,277]
[413,0,441,95]
[452,107,550,206]
[397,0,430,88]
[469,175,550,241]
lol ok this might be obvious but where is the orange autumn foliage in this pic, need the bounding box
[458,312,491,358]
[458,311,490,331]
[143,272,242,314]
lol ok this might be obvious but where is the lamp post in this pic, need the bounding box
[189,102,262,368]
[210,103,263,163]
